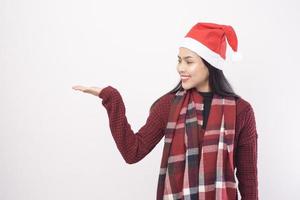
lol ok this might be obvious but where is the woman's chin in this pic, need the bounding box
[181,83,194,90]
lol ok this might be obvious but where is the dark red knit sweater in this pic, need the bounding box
[98,85,258,200]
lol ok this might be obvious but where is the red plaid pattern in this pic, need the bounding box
[156,87,238,200]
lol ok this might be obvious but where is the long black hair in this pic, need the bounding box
[150,57,240,111]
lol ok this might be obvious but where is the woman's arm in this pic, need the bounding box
[236,104,259,200]
[99,86,167,164]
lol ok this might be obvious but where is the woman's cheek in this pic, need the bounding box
[189,64,197,72]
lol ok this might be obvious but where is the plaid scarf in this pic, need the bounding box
[156,87,238,200]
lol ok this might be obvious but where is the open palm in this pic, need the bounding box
[72,85,103,97]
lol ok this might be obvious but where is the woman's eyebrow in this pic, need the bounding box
[177,55,193,59]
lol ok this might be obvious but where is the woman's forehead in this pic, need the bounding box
[178,47,198,58]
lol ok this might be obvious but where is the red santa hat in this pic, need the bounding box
[178,22,243,70]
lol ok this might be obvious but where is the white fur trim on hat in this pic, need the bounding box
[178,37,225,70]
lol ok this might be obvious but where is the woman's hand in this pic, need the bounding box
[72,85,103,97]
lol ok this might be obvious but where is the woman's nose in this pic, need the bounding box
[178,65,187,73]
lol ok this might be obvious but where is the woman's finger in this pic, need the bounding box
[72,85,87,91]
[72,85,102,96]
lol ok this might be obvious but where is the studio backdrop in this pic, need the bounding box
[1,0,299,199]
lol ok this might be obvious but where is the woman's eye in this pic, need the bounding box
[177,60,192,64]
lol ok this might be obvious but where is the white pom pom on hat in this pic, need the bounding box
[178,22,243,70]
[229,50,243,62]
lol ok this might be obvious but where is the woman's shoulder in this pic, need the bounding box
[234,96,255,118]
[150,92,175,113]
[158,92,176,103]
[234,96,258,145]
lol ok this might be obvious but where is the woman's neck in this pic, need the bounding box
[196,83,212,92]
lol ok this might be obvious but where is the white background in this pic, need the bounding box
[1,0,300,199]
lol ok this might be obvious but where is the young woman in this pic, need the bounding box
[72,22,258,200]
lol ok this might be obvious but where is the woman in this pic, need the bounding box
[72,22,258,200]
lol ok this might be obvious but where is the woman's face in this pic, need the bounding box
[176,47,211,92]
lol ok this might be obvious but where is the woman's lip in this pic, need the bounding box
[181,77,190,82]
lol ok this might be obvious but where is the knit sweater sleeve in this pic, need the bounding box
[98,85,166,164]
[236,104,259,200]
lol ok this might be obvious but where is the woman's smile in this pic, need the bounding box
[181,76,190,82]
